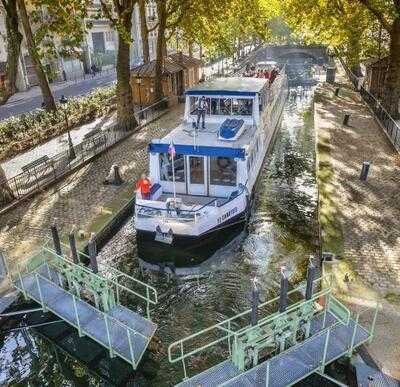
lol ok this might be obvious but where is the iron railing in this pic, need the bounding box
[340,59,400,153]
[2,97,170,211]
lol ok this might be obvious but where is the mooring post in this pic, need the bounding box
[51,220,62,256]
[250,277,260,326]
[69,226,79,264]
[343,113,350,126]
[88,233,98,273]
[305,258,316,300]
[279,268,288,313]
[360,161,370,181]
[334,87,340,97]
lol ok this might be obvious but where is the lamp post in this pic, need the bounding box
[59,95,76,161]
[136,78,145,120]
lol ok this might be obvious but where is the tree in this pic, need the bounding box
[283,0,400,117]
[100,0,138,131]
[138,0,150,63]
[1,0,24,103]
[17,0,56,111]
[0,165,14,206]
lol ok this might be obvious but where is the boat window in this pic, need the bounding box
[189,156,204,184]
[190,96,198,114]
[211,98,232,115]
[190,96,211,115]
[210,157,237,186]
[220,98,232,115]
[232,98,253,116]
[159,153,185,182]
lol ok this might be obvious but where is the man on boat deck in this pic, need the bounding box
[136,173,151,200]
[196,96,208,129]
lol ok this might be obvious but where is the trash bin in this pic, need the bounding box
[326,66,336,83]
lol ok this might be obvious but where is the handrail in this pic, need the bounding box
[168,274,331,363]
[136,180,250,216]
[41,245,157,309]
[49,240,158,306]
[22,271,149,343]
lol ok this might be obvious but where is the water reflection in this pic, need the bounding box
[0,87,318,386]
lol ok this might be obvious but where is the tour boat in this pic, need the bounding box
[135,71,288,268]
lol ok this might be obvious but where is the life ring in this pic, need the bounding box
[217,157,230,169]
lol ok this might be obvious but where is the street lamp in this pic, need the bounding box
[59,95,76,161]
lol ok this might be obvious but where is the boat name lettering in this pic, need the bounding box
[217,207,238,224]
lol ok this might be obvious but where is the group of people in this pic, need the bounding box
[243,66,280,84]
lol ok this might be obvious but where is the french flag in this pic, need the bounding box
[168,142,176,158]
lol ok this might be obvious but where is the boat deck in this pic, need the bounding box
[157,193,229,208]
[176,312,370,387]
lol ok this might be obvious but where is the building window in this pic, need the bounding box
[105,31,114,42]
[210,157,237,186]
[159,153,185,182]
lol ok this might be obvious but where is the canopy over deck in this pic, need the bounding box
[186,77,268,97]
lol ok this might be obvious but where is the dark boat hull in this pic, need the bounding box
[136,212,247,268]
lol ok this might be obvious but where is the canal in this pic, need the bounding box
[0,86,319,386]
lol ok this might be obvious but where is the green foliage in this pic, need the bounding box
[0,85,116,161]
[30,0,91,59]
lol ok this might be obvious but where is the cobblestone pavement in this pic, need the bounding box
[315,65,400,290]
[316,63,400,378]
[0,103,184,262]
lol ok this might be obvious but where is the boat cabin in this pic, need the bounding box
[146,77,270,202]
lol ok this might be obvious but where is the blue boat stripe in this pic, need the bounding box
[185,90,256,97]
[148,143,246,159]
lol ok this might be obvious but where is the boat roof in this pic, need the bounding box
[149,121,256,159]
[186,77,267,97]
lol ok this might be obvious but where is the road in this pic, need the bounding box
[0,71,116,120]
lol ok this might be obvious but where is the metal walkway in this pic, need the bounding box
[170,269,379,387]
[4,242,158,369]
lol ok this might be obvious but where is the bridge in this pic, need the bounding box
[1,237,158,370]
[253,44,329,64]
[168,263,379,386]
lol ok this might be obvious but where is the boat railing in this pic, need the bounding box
[135,180,249,222]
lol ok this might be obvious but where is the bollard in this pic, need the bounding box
[360,161,370,181]
[305,258,316,300]
[334,87,340,97]
[278,268,288,313]
[88,233,98,273]
[250,278,260,326]
[51,221,62,256]
[343,113,350,126]
[103,164,123,186]
[69,226,79,264]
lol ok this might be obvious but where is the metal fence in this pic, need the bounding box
[340,59,400,153]
[2,97,170,211]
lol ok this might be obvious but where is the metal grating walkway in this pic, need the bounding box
[14,263,157,368]
[177,313,371,387]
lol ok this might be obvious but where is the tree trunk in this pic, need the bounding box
[188,41,193,58]
[1,0,23,104]
[154,0,166,101]
[139,0,150,63]
[17,0,56,111]
[383,18,400,118]
[0,165,14,207]
[116,14,138,131]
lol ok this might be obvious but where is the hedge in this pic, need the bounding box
[0,85,116,162]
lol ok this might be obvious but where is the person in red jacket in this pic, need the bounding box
[136,174,151,200]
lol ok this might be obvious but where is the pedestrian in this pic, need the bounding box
[196,96,208,129]
[136,173,151,200]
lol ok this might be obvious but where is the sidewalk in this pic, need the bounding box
[0,103,184,262]
[315,62,400,378]
[5,69,116,105]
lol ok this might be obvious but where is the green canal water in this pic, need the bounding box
[0,87,321,386]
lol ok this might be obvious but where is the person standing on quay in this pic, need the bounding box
[136,173,151,200]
